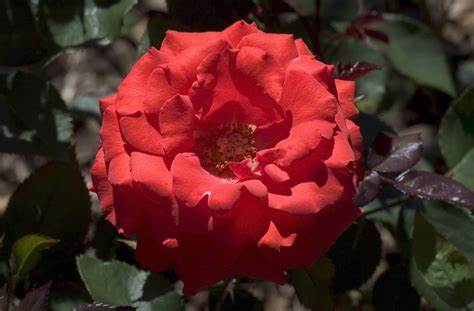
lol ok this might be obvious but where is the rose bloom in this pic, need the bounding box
[91,20,363,294]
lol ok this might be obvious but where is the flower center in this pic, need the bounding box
[196,123,257,175]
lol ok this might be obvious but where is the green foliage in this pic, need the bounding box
[76,255,148,306]
[412,212,474,309]
[291,257,334,311]
[0,0,48,66]
[0,0,137,66]
[420,202,474,266]
[1,0,474,310]
[373,14,456,96]
[42,0,137,48]
[327,220,382,291]
[0,72,73,160]
[0,159,91,254]
[76,255,183,309]
[10,235,58,289]
[439,87,474,169]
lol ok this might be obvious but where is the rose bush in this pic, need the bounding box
[90,20,363,294]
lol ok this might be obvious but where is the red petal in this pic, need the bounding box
[163,39,228,92]
[116,48,167,116]
[257,221,297,251]
[279,70,338,124]
[235,46,285,101]
[263,163,290,184]
[99,105,127,163]
[223,20,261,47]
[197,50,283,126]
[335,79,359,118]
[174,235,239,295]
[238,32,298,66]
[160,30,222,55]
[325,130,356,169]
[347,119,363,160]
[268,175,343,215]
[99,94,117,115]
[143,68,178,115]
[171,153,221,207]
[295,38,313,56]
[259,120,334,167]
[286,56,336,93]
[119,113,165,156]
[107,153,132,186]
[159,95,196,155]
[261,202,361,269]
[130,152,173,199]
[90,148,115,218]
[208,182,242,210]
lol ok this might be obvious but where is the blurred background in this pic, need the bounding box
[1,0,473,310]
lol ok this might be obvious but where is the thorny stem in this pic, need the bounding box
[214,278,237,311]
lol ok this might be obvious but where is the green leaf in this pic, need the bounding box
[410,257,458,311]
[373,14,455,96]
[327,220,382,291]
[41,0,138,48]
[48,281,91,311]
[412,212,474,309]
[76,255,148,306]
[10,234,58,288]
[420,202,474,265]
[291,257,334,311]
[0,0,137,66]
[0,0,47,66]
[372,266,420,311]
[136,292,184,311]
[288,0,380,19]
[140,273,173,302]
[0,72,73,160]
[439,87,474,169]
[0,159,91,254]
[325,37,387,114]
[457,59,474,89]
[451,149,474,191]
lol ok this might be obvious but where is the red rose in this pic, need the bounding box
[91,20,363,294]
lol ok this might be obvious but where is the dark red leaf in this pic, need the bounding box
[393,171,474,211]
[364,28,389,43]
[353,171,381,206]
[351,11,385,26]
[14,282,51,311]
[368,132,423,173]
[346,11,388,43]
[334,62,382,80]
